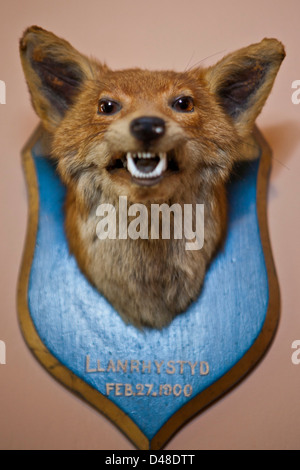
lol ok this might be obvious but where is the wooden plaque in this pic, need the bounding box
[17,125,280,449]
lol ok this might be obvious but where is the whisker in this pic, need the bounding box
[186,49,227,72]
[269,155,290,171]
[183,50,196,72]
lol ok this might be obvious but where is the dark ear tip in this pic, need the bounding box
[260,37,286,61]
[19,25,46,52]
[22,25,46,36]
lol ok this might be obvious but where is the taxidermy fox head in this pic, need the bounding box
[20,26,285,328]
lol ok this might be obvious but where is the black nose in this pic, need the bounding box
[130,116,165,143]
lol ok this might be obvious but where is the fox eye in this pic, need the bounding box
[172,96,194,113]
[98,99,121,115]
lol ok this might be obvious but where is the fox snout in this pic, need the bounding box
[114,116,173,188]
[130,116,166,144]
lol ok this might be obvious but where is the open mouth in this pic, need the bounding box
[107,151,179,186]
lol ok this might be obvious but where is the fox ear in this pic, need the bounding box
[205,38,285,138]
[20,26,97,132]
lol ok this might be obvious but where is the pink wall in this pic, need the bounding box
[0,0,299,449]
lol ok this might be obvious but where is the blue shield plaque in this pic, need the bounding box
[18,125,279,449]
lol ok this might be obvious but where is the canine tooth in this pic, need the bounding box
[127,152,139,177]
[157,153,167,172]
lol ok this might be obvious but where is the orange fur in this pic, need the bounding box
[20,26,285,328]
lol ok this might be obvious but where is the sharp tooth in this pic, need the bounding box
[138,152,143,159]
[127,152,139,177]
[159,152,167,170]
